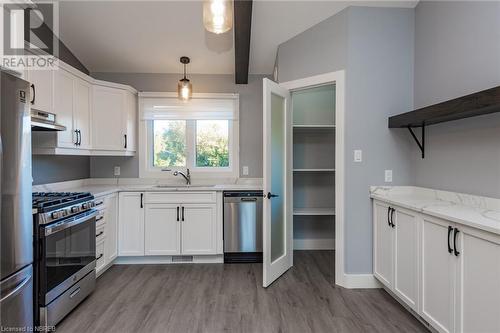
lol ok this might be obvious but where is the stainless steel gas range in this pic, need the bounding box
[32,192,98,327]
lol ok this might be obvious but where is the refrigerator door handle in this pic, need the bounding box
[0,274,31,303]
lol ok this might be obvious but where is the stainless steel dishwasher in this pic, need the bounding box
[223,191,263,263]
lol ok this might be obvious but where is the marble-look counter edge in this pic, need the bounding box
[370,192,500,236]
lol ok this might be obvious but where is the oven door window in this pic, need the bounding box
[42,217,96,293]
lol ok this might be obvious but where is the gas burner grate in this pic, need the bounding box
[32,192,93,212]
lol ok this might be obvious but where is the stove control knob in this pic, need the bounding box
[51,211,60,219]
[82,203,89,209]
[71,206,80,213]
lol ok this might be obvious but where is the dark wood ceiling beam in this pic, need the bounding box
[234,0,253,84]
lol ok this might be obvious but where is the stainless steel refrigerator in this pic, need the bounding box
[0,70,34,329]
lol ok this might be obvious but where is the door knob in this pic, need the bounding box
[266,192,279,199]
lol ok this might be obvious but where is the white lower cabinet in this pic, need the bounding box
[118,192,145,256]
[145,204,180,255]
[119,192,220,258]
[94,193,119,276]
[181,204,217,255]
[373,201,394,288]
[373,202,419,311]
[421,216,455,333]
[393,208,419,312]
[373,200,500,333]
[454,225,500,333]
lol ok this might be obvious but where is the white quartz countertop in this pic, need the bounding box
[370,186,500,236]
[33,179,263,198]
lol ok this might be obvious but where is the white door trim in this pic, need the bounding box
[280,71,347,288]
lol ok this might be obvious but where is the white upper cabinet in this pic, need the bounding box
[53,69,75,147]
[73,78,92,149]
[27,69,53,114]
[124,91,137,152]
[92,85,127,151]
[30,59,137,156]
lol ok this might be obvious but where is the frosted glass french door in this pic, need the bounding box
[262,78,293,288]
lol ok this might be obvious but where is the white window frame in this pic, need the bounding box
[139,92,239,179]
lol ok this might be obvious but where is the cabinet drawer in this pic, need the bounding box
[94,198,105,209]
[96,241,105,270]
[95,210,106,226]
[145,192,216,204]
[96,224,105,243]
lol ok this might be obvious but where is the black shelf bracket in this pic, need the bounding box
[407,124,425,158]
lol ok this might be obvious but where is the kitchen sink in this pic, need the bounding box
[154,184,215,189]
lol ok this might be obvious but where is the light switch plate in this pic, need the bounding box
[114,166,121,176]
[354,150,362,162]
[385,170,393,183]
[242,166,249,176]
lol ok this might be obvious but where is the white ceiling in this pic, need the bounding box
[59,0,418,75]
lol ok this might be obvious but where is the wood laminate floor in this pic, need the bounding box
[57,251,427,333]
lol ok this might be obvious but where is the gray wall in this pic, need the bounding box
[276,7,415,274]
[32,155,90,185]
[90,73,267,178]
[413,1,500,198]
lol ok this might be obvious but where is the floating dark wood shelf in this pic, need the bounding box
[389,86,500,158]
[389,86,500,128]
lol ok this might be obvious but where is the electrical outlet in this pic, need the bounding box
[242,166,249,176]
[385,170,393,183]
[114,166,121,176]
[354,150,362,162]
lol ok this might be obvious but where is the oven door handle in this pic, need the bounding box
[44,211,98,236]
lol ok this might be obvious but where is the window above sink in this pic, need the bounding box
[139,92,239,179]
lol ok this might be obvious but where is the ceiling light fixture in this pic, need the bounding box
[203,0,233,34]
[178,56,192,101]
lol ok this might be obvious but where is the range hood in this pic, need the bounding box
[31,110,66,131]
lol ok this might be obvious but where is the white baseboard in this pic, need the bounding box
[294,238,335,250]
[114,255,224,265]
[337,273,382,289]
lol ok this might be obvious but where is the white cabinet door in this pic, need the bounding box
[27,69,53,113]
[373,200,394,288]
[455,225,500,333]
[74,78,92,149]
[124,91,136,152]
[92,85,125,150]
[393,207,419,311]
[118,192,145,256]
[53,69,75,148]
[105,193,119,262]
[181,204,217,255]
[421,216,455,333]
[144,204,181,255]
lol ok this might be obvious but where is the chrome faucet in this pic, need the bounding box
[173,168,191,185]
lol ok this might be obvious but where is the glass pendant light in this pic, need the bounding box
[177,56,192,101]
[203,0,233,34]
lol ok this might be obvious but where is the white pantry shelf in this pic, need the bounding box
[293,208,336,216]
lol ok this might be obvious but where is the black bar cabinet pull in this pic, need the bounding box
[74,130,79,145]
[124,134,127,149]
[96,254,104,260]
[453,228,460,256]
[140,193,143,208]
[96,231,104,238]
[176,207,179,221]
[387,207,391,227]
[447,226,453,253]
[78,130,82,146]
[30,84,35,104]
[390,208,395,228]
[181,207,185,221]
